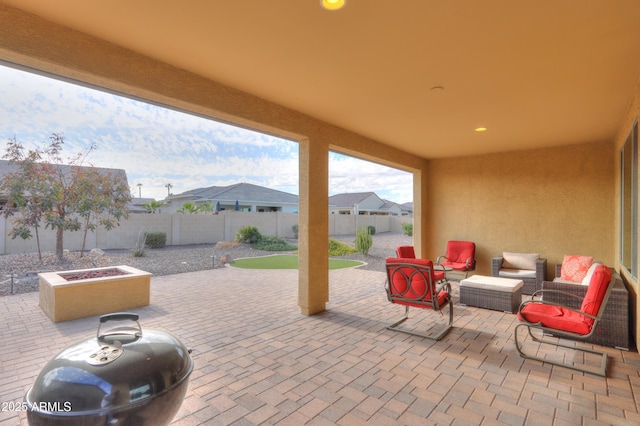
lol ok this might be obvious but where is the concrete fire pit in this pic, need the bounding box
[38,265,151,322]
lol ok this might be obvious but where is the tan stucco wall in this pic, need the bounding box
[425,141,615,279]
[613,76,640,350]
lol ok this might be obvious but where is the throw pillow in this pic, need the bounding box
[560,255,594,283]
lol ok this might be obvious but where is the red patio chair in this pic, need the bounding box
[436,240,476,278]
[395,245,446,282]
[395,245,416,258]
[385,258,453,340]
[514,264,613,376]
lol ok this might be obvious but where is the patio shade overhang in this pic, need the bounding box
[1,0,640,160]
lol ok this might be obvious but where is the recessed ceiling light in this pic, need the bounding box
[321,0,347,11]
[475,127,487,132]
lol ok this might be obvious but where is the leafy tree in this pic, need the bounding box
[1,134,131,261]
[74,167,131,256]
[0,138,49,261]
[143,199,164,213]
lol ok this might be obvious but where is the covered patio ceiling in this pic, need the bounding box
[2,1,640,159]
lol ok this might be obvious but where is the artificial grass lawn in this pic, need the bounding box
[232,254,363,270]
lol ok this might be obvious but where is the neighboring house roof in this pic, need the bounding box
[0,159,129,186]
[0,159,130,195]
[329,192,409,215]
[167,182,298,204]
[328,192,381,208]
[0,159,140,213]
[128,197,157,213]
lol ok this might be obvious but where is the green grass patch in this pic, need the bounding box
[232,254,363,270]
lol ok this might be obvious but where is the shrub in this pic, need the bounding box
[252,235,298,251]
[329,238,358,256]
[401,223,413,236]
[354,226,373,255]
[236,226,262,244]
[367,225,376,235]
[145,231,166,248]
[292,224,299,239]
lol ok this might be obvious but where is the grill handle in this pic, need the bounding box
[97,312,143,341]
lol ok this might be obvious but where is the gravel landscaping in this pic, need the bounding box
[0,232,412,296]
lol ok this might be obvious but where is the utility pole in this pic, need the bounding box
[137,183,142,198]
[165,183,173,197]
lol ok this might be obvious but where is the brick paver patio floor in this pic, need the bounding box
[1,267,639,425]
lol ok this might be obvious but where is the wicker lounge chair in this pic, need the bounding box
[541,264,629,350]
[492,252,547,294]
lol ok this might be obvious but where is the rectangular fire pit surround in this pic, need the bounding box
[39,265,151,322]
[459,275,524,313]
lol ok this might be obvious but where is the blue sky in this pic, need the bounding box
[0,64,413,203]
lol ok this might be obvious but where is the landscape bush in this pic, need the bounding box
[237,226,297,251]
[145,231,167,248]
[236,226,262,244]
[367,225,376,235]
[329,238,358,256]
[401,223,413,236]
[251,235,298,251]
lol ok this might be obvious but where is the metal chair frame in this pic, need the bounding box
[385,261,453,340]
[514,286,613,377]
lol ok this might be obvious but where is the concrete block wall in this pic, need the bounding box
[0,213,411,254]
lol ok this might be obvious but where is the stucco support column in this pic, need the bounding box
[413,161,429,258]
[298,138,329,315]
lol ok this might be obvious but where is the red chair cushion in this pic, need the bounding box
[517,304,591,335]
[386,258,447,309]
[395,247,445,279]
[445,241,475,270]
[517,265,612,335]
[579,265,612,326]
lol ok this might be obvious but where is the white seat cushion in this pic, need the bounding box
[499,268,536,279]
[552,277,578,284]
[460,275,523,292]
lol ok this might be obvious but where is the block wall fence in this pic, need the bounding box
[0,212,412,255]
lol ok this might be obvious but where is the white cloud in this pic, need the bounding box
[1,64,413,203]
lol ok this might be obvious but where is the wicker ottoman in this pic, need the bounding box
[460,275,524,313]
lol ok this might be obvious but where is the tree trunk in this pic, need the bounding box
[56,226,64,262]
[35,224,42,263]
[80,215,91,257]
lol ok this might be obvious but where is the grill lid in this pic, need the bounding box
[25,313,193,415]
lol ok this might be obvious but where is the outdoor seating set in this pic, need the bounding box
[385,244,628,377]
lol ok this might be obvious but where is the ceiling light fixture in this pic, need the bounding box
[475,127,488,132]
[321,0,347,11]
